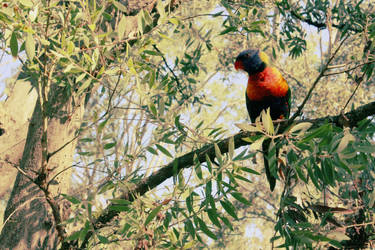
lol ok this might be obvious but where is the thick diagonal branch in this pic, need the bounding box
[72,100,375,248]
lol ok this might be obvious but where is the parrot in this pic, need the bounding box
[234,49,291,191]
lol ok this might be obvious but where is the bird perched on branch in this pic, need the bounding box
[234,49,291,191]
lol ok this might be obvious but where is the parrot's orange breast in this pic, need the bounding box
[246,67,289,101]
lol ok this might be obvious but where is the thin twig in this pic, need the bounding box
[152,44,181,87]
[288,35,348,124]
[324,60,375,77]
[106,68,123,115]
[341,72,365,113]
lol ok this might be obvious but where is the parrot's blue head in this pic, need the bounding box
[234,49,269,75]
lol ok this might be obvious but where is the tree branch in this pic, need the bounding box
[288,35,348,123]
[290,10,363,33]
[68,100,375,248]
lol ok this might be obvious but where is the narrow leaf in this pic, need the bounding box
[10,31,18,57]
[156,144,173,158]
[214,143,222,164]
[97,235,110,244]
[103,142,116,150]
[219,26,237,35]
[146,146,158,155]
[207,208,222,228]
[261,109,274,135]
[25,33,35,60]
[240,167,260,175]
[220,200,238,219]
[231,192,251,205]
[77,79,92,96]
[145,205,162,226]
[197,217,217,240]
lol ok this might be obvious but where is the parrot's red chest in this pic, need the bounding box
[246,67,288,101]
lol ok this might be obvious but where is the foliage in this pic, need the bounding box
[0,0,375,249]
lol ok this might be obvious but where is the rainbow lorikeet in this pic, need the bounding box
[234,49,291,191]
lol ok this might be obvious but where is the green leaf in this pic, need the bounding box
[207,208,221,228]
[104,142,116,150]
[187,78,196,83]
[307,163,321,190]
[79,220,90,242]
[185,219,195,238]
[98,181,114,194]
[231,192,251,205]
[149,103,157,116]
[97,235,110,244]
[197,217,217,240]
[109,199,131,205]
[240,167,260,175]
[175,115,185,134]
[219,215,233,230]
[25,33,35,60]
[10,32,18,57]
[65,230,81,241]
[219,26,237,35]
[109,205,131,212]
[234,174,253,183]
[146,146,158,155]
[212,11,224,17]
[232,148,247,161]
[145,205,162,226]
[206,181,212,195]
[295,165,308,183]
[186,193,193,214]
[353,144,375,153]
[144,50,163,56]
[156,144,173,158]
[301,124,331,143]
[168,17,179,25]
[206,154,213,173]
[121,223,131,235]
[220,200,238,220]
[61,194,81,204]
[194,160,203,180]
[97,119,108,134]
[322,158,335,186]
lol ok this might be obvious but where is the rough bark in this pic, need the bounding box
[0,81,37,199]
[0,84,84,249]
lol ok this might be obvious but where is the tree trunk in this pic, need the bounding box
[0,84,84,249]
[0,80,37,200]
